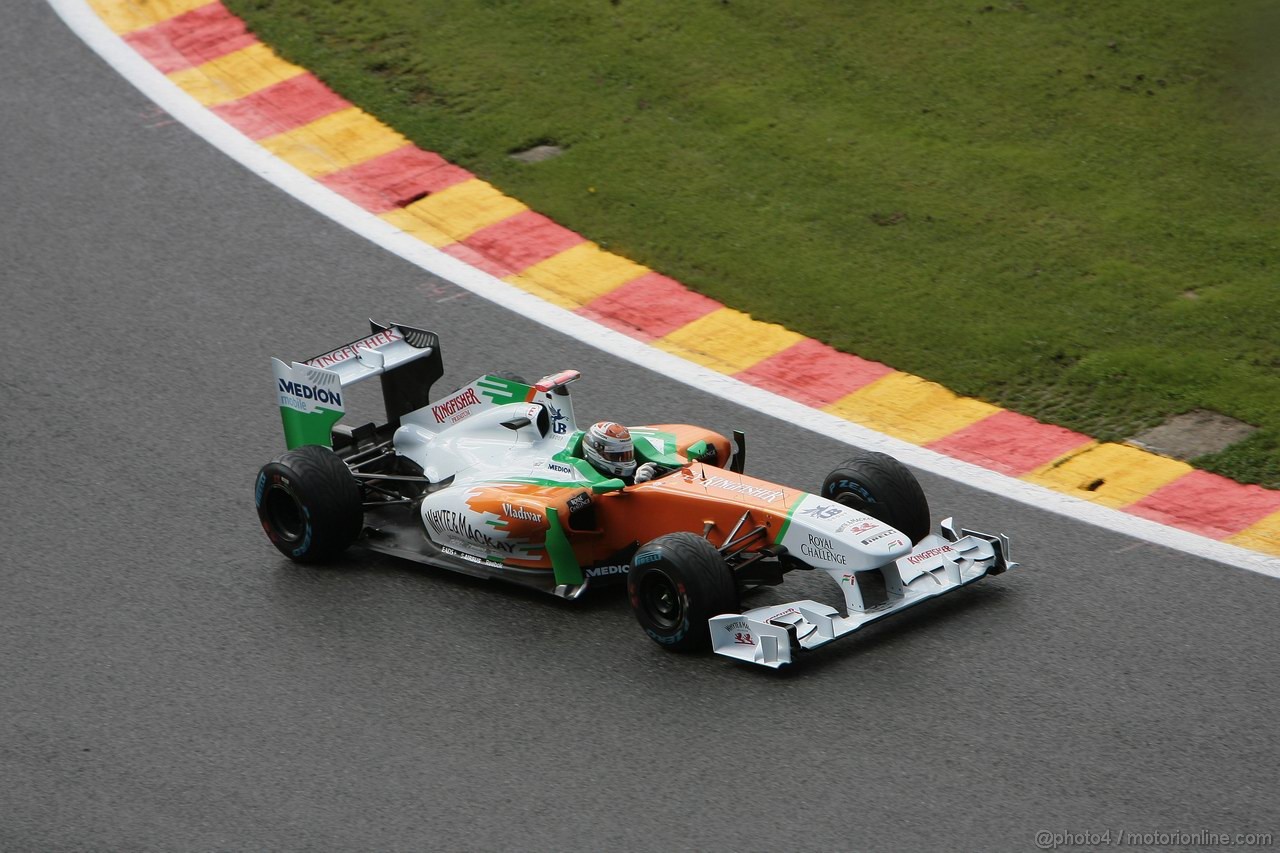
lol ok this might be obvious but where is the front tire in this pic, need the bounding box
[255,445,363,563]
[628,533,738,652]
[822,451,931,545]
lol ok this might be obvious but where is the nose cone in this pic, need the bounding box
[780,494,913,571]
[854,525,913,561]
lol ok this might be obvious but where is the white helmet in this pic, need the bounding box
[583,421,637,478]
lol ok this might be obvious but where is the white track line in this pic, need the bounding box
[49,0,1280,578]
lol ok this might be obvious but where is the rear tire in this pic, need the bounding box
[822,451,931,545]
[628,533,738,652]
[255,445,363,563]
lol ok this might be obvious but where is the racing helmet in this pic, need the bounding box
[583,421,637,478]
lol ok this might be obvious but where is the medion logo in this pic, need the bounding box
[585,564,628,578]
[278,379,342,407]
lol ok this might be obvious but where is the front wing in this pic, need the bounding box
[709,519,1017,668]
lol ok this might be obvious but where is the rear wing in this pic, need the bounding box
[272,320,444,449]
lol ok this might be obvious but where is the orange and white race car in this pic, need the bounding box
[255,321,1017,668]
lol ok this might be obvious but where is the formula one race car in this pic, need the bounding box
[255,321,1017,668]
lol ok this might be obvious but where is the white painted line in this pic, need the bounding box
[49,0,1280,578]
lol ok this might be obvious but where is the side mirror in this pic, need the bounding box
[729,429,746,473]
[591,478,626,494]
[501,416,533,431]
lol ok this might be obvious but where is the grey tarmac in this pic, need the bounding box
[3,2,1279,850]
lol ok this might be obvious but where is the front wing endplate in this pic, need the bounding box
[708,519,1017,668]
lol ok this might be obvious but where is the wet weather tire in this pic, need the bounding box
[628,532,739,652]
[822,451,931,545]
[255,445,363,563]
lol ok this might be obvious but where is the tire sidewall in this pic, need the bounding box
[629,559,694,648]
[822,451,931,544]
[254,445,362,563]
[628,532,738,652]
[256,465,316,559]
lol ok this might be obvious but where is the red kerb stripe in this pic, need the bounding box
[211,74,349,139]
[1126,470,1280,539]
[735,338,894,408]
[577,273,720,341]
[123,2,256,74]
[928,409,1093,476]
[319,146,474,213]
[459,211,585,273]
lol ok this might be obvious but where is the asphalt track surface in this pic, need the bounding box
[4,2,1280,850]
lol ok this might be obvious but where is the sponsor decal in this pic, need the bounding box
[304,328,402,369]
[425,508,517,553]
[907,544,956,565]
[835,519,877,535]
[547,462,573,475]
[549,404,568,435]
[584,564,629,578]
[725,619,750,633]
[432,387,483,424]
[277,379,342,409]
[733,632,756,646]
[634,551,661,565]
[703,475,784,503]
[840,573,855,585]
[440,544,498,567]
[860,529,896,545]
[567,492,591,513]
[766,607,800,622]
[799,533,847,565]
[501,503,542,523]
[800,503,843,520]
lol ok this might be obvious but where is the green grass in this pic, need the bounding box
[226,0,1280,487]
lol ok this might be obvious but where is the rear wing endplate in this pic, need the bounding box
[272,320,443,449]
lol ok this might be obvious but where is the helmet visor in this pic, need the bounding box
[599,446,634,464]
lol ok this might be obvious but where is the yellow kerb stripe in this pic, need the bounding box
[87,0,212,34]
[379,208,454,248]
[258,107,408,177]
[1227,510,1280,557]
[507,243,648,310]
[397,180,528,242]
[654,308,805,375]
[823,372,1001,445]
[1023,442,1192,509]
[166,43,306,107]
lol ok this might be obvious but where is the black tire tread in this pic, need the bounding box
[822,451,931,544]
[256,444,362,562]
[629,532,738,652]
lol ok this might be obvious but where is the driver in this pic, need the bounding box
[583,421,662,484]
